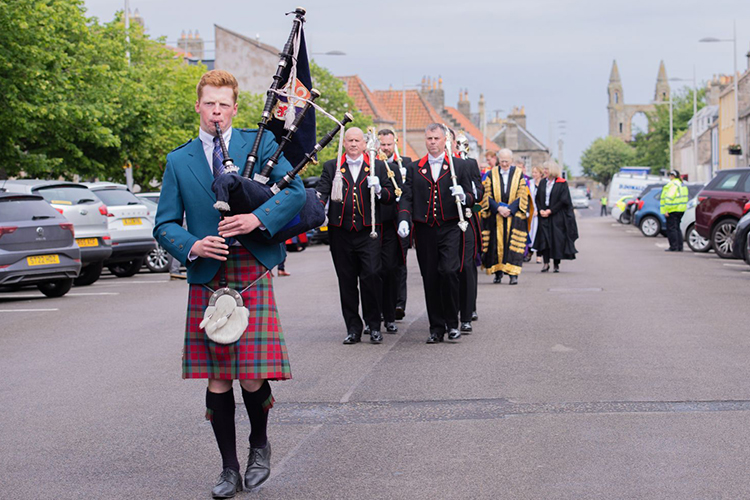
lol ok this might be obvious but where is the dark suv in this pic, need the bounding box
[695,168,750,258]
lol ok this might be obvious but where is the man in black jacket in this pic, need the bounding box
[397,124,475,344]
[316,127,395,344]
[377,129,411,332]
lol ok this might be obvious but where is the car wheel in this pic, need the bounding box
[108,257,144,277]
[686,224,711,253]
[711,219,737,259]
[145,244,170,273]
[618,213,628,224]
[745,231,750,266]
[74,261,103,286]
[639,215,660,237]
[37,278,73,298]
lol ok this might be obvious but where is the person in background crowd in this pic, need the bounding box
[600,196,608,217]
[528,165,544,264]
[534,161,578,273]
[661,170,689,252]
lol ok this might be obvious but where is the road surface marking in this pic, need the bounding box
[0,308,58,312]
[655,243,669,248]
[626,230,639,234]
[723,263,748,268]
[548,287,603,292]
[67,292,120,296]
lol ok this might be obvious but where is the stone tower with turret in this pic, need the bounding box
[608,60,670,141]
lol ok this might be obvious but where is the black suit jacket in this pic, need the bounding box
[381,156,411,223]
[398,154,475,227]
[317,155,395,231]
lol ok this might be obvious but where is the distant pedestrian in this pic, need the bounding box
[600,196,608,216]
[661,170,688,252]
[277,258,290,276]
[534,161,578,273]
[168,254,186,280]
[527,165,543,263]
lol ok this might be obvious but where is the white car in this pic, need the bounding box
[570,188,590,209]
[135,192,171,273]
[681,197,711,252]
[85,182,155,277]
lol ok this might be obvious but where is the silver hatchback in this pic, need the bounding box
[1,180,111,286]
[0,192,81,297]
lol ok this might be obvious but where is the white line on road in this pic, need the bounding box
[67,292,120,296]
[723,263,748,268]
[655,243,669,248]
[0,308,58,312]
[626,230,639,234]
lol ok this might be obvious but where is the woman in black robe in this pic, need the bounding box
[534,161,578,272]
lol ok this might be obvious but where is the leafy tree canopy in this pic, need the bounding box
[580,136,636,187]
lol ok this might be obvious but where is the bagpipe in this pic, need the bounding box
[209,6,352,246]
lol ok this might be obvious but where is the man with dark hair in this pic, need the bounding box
[316,127,395,344]
[377,129,411,329]
[398,124,475,344]
[154,69,306,498]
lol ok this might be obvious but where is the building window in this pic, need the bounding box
[619,123,623,133]
[520,155,530,167]
[614,92,619,104]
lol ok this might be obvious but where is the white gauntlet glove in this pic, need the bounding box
[367,176,382,195]
[397,221,410,238]
[450,185,466,204]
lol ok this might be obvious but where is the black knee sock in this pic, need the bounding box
[241,381,273,449]
[206,388,240,472]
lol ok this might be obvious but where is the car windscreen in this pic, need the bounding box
[707,172,745,191]
[0,198,61,222]
[93,188,142,206]
[35,186,99,205]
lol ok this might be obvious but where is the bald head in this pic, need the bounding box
[344,127,365,157]
[498,148,513,170]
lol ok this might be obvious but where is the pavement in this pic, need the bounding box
[2,208,750,499]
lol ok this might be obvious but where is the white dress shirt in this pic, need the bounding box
[545,179,555,206]
[199,127,232,173]
[500,167,510,194]
[346,154,364,180]
[427,153,444,182]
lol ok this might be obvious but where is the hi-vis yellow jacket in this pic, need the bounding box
[660,179,688,214]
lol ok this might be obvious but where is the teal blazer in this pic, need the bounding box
[153,128,306,284]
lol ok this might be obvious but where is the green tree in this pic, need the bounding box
[630,86,706,173]
[580,136,636,187]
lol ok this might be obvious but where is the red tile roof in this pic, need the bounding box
[338,75,395,124]
[372,89,444,130]
[443,107,500,152]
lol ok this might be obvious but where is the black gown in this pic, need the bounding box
[534,178,578,260]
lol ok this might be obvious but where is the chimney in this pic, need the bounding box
[457,89,471,119]
[508,106,527,129]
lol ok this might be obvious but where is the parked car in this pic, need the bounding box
[681,197,711,253]
[633,183,703,238]
[627,183,666,229]
[1,180,111,286]
[85,182,155,277]
[695,167,750,259]
[135,193,171,273]
[611,195,634,224]
[0,192,81,297]
[731,202,750,264]
[570,188,590,209]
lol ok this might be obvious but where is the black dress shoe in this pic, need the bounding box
[426,333,444,344]
[664,248,676,252]
[370,330,383,344]
[343,333,361,344]
[395,306,405,320]
[447,328,461,341]
[493,273,503,284]
[212,468,242,499]
[363,325,371,335]
[471,311,478,321]
[384,322,398,333]
[460,322,472,333]
[541,264,550,273]
[244,443,271,490]
[553,266,560,273]
[509,275,518,285]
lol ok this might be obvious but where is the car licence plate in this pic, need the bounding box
[122,218,142,226]
[76,238,99,247]
[27,254,60,266]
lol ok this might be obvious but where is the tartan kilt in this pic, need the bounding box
[183,246,292,381]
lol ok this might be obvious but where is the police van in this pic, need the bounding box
[607,167,667,210]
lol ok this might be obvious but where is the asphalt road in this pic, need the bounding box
[2,210,750,500]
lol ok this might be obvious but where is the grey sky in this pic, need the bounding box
[83,0,750,174]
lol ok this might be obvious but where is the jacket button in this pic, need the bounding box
[170,238,175,243]
[179,244,183,249]
[162,231,166,236]
[285,190,289,194]
[275,200,280,204]
[265,208,270,213]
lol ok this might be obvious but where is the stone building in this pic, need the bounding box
[673,105,719,183]
[607,60,670,141]
[489,107,549,167]
[214,25,280,94]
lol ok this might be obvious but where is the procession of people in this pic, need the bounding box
[154,43,580,499]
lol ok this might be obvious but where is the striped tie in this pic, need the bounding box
[212,136,224,178]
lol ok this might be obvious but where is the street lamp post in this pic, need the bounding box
[700,20,740,167]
